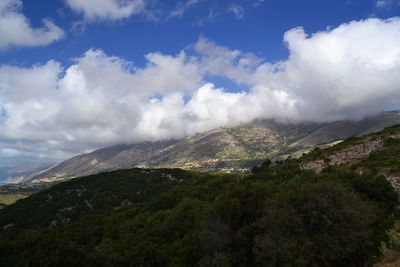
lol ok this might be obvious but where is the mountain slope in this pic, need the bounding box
[0,162,53,184]
[22,140,177,183]
[23,111,400,183]
[133,111,400,171]
[139,120,322,171]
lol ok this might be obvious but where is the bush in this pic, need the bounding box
[254,180,387,266]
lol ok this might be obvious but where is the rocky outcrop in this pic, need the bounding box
[300,139,384,173]
[300,160,328,174]
[386,176,400,192]
[301,134,400,192]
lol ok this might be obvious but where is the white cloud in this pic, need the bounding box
[170,0,201,18]
[65,0,145,21]
[0,48,204,163]
[193,36,262,85]
[228,4,244,20]
[1,17,400,165]
[0,0,64,50]
[195,18,400,121]
[64,0,265,24]
[264,17,400,121]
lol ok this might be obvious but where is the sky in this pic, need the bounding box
[0,0,400,167]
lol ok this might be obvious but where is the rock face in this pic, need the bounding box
[300,129,400,192]
[300,139,384,173]
[20,111,400,184]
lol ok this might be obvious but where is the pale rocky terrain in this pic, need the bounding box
[301,133,400,192]
[300,139,384,173]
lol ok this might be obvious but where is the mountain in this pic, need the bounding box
[1,124,400,266]
[0,162,54,184]
[19,140,177,184]
[140,112,400,171]
[22,111,400,184]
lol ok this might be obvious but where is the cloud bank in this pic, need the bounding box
[0,0,64,50]
[1,17,400,164]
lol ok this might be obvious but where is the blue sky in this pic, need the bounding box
[0,0,400,168]
[1,0,399,68]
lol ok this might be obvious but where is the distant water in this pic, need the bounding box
[0,182,8,186]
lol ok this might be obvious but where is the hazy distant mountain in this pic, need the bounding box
[0,162,54,184]
[19,140,177,184]
[22,111,400,184]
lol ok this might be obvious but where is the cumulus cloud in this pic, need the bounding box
[261,17,400,121]
[0,0,64,50]
[1,17,400,165]
[193,36,262,85]
[0,48,204,163]
[194,18,400,121]
[65,0,145,21]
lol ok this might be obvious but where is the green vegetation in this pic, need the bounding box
[0,167,398,266]
[1,125,400,266]
[0,182,57,209]
[0,194,28,208]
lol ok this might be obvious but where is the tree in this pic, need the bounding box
[254,180,387,266]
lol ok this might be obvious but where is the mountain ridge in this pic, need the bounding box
[14,111,400,184]
[14,140,178,184]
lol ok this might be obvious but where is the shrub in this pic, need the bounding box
[254,180,387,266]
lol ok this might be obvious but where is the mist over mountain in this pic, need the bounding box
[15,111,400,184]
